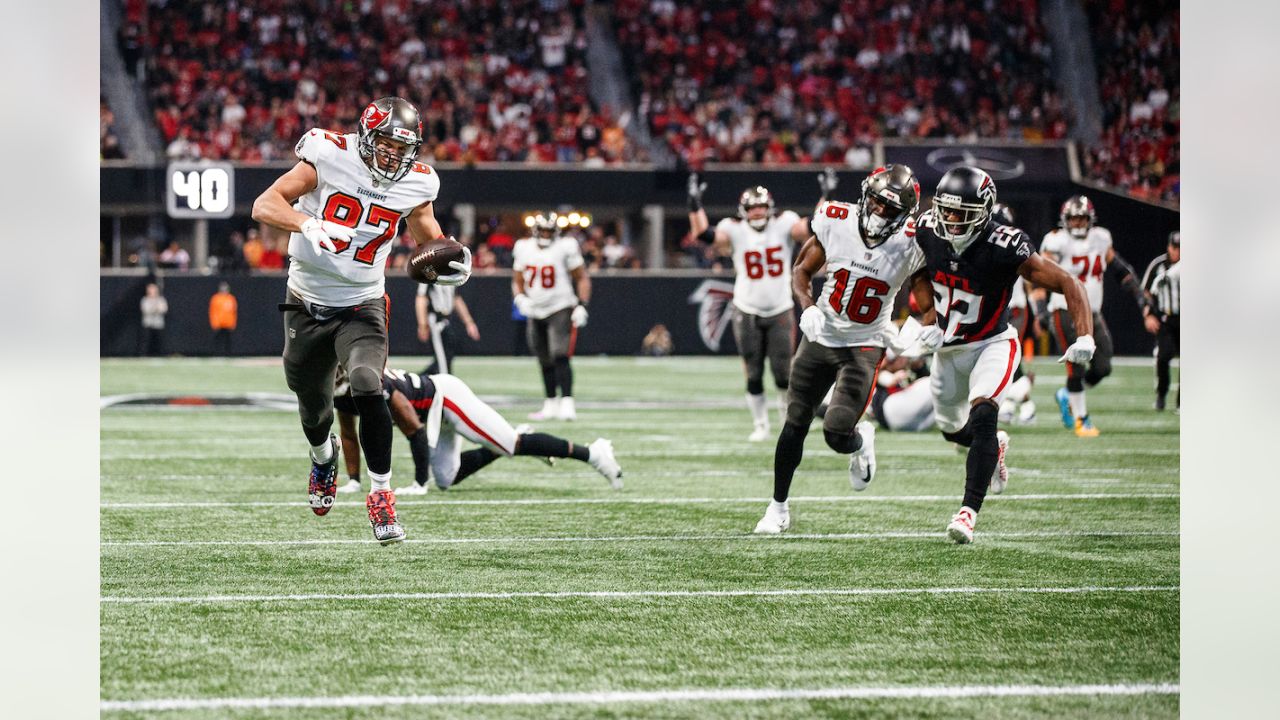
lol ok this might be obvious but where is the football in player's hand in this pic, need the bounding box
[407,237,465,283]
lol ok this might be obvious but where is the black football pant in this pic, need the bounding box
[1051,310,1114,392]
[1155,314,1180,404]
[731,307,795,394]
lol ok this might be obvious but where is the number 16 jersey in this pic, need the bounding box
[808,201,924,348]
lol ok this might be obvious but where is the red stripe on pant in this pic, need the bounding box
[989,339,1020,398]
[443,397,512,454]
[859,352,887,418]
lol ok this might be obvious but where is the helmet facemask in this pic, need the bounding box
[532,213,560,247]
[1059,196,1096,239]
[933,195,991,251]
[1064,214,1092,239]
[859,195,908,247]
[738,186,775,231]
[357,98,422,183]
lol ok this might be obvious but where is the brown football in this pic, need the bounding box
[407,237,465,283]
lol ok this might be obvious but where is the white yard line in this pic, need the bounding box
[100,492,1178,509]
[101,530,1178,548]
[100,682,1179,712]
[101,585,1177,605]
[100,447,1180,459]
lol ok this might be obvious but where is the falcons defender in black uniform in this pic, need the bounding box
[909,167,1094,543]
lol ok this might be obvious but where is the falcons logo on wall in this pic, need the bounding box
[688,280,736,351]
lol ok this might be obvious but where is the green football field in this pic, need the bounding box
[100,355,1179,718]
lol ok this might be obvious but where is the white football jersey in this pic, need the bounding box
[716,210,801,317]
[512,237,585,319]
[809,201,924,348]
[1008,275,1028,309]
[1040,226,1112,312]
[287,128,440,306]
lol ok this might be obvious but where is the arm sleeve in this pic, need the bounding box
[1141,255,1165,293]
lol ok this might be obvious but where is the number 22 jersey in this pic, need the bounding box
[914,212,1036,348]
[288,128,440,307]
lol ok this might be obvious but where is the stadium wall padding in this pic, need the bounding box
[100,272,1162,358]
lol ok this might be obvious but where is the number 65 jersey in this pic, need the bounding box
[914,212,1036,348]
[288,128,440,307]
[808,201,924,348]
[716,210,801,317]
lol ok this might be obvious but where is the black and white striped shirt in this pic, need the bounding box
[1142,254,1180,317]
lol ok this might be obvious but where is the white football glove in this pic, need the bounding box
[1058,334,1096,365]
[799,306,825,342]
[917,324,944,353]
[299,217,356,255]
[433,245,472,287]
[513,293,533,317]
[887,316,924,356]
[571,304,589,328]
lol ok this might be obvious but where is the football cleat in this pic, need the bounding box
[848,421,877,491]
[947,506,977,544]
[1154,396,1166,411]
[753,501,791,534]
[587,438,623,489]
[997,398,1017,424]
[366,489,405,545]
[989,430,1010,494]
[336,478,362,494]
[1074,415,1100,438]
[397,482,429,496]
[1017,400,1037,425]
[558,396,577,421]
[1054,388,1074,428]
[747,422,771,442]
[528,397,560,421]
[307,434,340,516]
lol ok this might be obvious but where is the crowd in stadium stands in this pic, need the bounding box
[130,0,639,164]
[101,97,126,160]
[611,0,1067,168]
[1081,0,1179,203]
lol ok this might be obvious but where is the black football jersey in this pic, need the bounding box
[333,369,437,418]
[914,212,1035,347]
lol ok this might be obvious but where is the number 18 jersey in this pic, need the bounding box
[716,210,800,317]
[808,201,924,348]
[288,128,440,307]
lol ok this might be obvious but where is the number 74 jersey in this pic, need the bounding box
[808,201,925,348]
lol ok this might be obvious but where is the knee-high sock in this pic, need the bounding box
[772,422,809,502]
[516,432,590,462]
[962,403,999,512]
[453,447,499,486]
[554,356,573,397]
[540,364,557,398]
[351,394,393,475]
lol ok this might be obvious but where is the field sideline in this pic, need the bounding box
[101,355,1179,718]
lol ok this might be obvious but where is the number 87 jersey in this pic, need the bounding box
[808,200,925,347]
[288,127,440,307]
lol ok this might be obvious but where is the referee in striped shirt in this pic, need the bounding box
[1141,232,1180,411]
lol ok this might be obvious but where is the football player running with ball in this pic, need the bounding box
[909,167,1092,543]
[754,165,926,534]
[688,173,831,441]
[251,96,473,545]
[512,212,592,421]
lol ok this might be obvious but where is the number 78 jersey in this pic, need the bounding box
[288,128,440,307]
[808,201,924,348]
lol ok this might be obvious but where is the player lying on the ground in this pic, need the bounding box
[754,164,926,535]
[1035,195,1150,437]
[910,167,1094,544]
[332,368,622,495]
[687,172,831,441]
[251,96,472,546]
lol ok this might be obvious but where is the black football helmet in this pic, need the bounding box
[357,96,423,183]
[531,211,560,246]
[932,167,997,249]
[1059,195,1096,239]
[738,186,775,231]
[991,203,1015,226]
[858,164,920,245]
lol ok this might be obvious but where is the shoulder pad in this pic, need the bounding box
[294,128,347,165]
